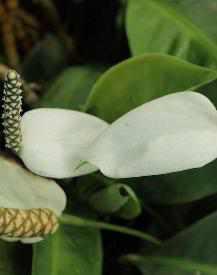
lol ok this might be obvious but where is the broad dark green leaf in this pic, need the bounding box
[124,210,217,275]
[38,66,104,110]
[126,0,217,68]
[0,242,30,275]
[32,224,102,275]
[84,54,217,203]
[132,160,217,204]
[85,54,217,122]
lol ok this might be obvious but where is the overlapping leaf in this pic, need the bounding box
[127,0,217,68]
[123,210,217,275]
[32,225,102,275]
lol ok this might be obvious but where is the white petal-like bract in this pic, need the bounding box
[0,155,66,214]
[20,109,108,178]
[0,154,66,242]
[86,92,217,178]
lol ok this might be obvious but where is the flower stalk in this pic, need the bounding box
[60,214,161,245]
[2,70,23,153]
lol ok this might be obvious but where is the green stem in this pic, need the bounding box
[60,214,161,246]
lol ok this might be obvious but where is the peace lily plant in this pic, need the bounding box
[1,70,217,244]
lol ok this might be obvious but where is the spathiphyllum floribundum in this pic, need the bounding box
[2,70,217,242]
[16,76,217,179]
[1,71,66,243]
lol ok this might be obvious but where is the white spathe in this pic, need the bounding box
[19,108,108,178]
[86,92,217,178]
[18,92,217,180]
[0,155,66,243]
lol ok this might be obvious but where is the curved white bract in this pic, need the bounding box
[86,92,217,178]
[18,92,217,179]
[20,109,108,178]
[0,155,66,243]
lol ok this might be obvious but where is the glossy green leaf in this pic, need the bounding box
[85,54,217,122]
[126,0,217,67]
[132,160,217,204]
[123,210,217,275]
[32,224,102,275]
[38,66,104,110]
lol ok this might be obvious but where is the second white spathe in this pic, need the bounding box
[19,91,217,179]
[86,92,217,178]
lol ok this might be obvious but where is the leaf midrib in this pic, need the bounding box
[132,0,217,63]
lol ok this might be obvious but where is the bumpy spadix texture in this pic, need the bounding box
[0,208,58,239]
[18,91,217,179]
[2,70,23,153]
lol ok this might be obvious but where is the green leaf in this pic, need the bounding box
[32,224,102,275]
[126,0,217,67]
[38,66,104,110]
[0,241,30,275]
[132,160,217,204]
[85,54,217,122]
[124,256,217,275]
[123,210,217,275]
